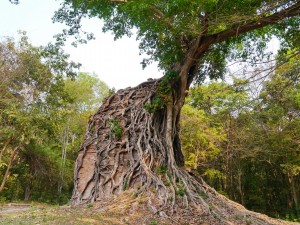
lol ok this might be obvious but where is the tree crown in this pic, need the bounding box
[54,0,300,82]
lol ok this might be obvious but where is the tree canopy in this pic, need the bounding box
[181,54,300,220]
[0,35,109,203]
[54,0,300,82]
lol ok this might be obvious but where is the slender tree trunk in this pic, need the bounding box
[0,146,19,192]
[288,173,299,213]
[0,137,13,164]
[224,117,234,200]
[24,183,31,202]
[58,122,69,197]
[238,169,244,205]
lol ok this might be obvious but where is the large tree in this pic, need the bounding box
[53,0,300,224]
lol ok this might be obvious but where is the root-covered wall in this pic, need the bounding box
[72,79,167,203]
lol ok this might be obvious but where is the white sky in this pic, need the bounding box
[0,0,162,90]
[0,0,281,91]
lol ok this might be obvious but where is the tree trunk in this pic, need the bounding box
[0,146,18,192]
[0,137,13,165]
[238,169,244,206]
[58,123,69,198]
[24,183,31,202]
[71,79,290,224]
[288,173,299,215]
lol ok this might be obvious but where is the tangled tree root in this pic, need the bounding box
[71,80,294,225]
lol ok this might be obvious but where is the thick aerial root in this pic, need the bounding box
[71,79,166,204]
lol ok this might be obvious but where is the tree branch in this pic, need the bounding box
[150,5,174,30]
[183,1,300,84]
[207,1,300,44]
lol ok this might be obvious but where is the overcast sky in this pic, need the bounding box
[0,0,162,90]
[0,0,280,91]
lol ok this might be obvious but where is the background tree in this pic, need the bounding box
[0,34,78,195]
[0,35,109,203]
[180,103,225,181]
[182,53,300,221]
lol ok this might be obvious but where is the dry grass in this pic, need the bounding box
[0,192,297,225]
[0,193,168,225]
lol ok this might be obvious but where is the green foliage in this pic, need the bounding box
[158,70,179,95]
[64,72,109,112]
[0,36,109,204]
[175,188,186,197]
[181,104,225,170]
[109,119,122,140]
[144,70,179,113]
[187,80,249,115]
[217,190,229,199]
[198,191,208,200]
[175,179,186,196]
[144,97,164,113]
[87,203,93,208]
[122,178,128,191]
[154,165,168,175]
[182,54,300,220]
[204,169,225,181]
[148,219,158,225]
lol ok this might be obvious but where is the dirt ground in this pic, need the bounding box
[0,193,297,225]
[0,201,167,225]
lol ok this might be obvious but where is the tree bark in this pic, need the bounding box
[24,183,31,202]
[58,123,69,197]
[288,173,299,213]
[0,137,13,165]
[0,146,19,192]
